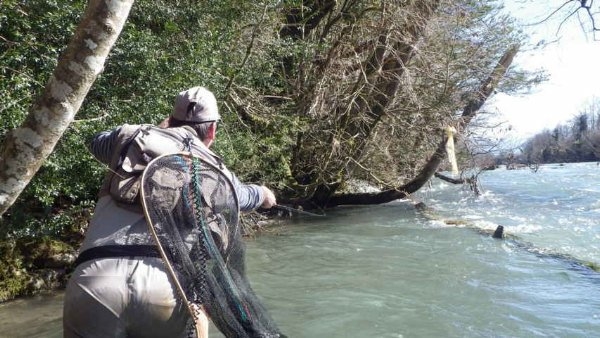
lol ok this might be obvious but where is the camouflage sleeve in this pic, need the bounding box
[88,127,122,165]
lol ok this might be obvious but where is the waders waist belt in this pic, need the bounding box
[74,245,161,267]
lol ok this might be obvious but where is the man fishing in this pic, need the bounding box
[63,86,284,337]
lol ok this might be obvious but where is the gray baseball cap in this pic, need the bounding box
[172,86,220,123]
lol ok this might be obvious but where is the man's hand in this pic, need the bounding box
[260,186,277,209]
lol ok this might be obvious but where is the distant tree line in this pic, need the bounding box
[509,98,600,164]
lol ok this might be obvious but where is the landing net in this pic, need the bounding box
[140,153,284,337]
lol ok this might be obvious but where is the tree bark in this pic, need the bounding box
[0,0,134,216]
[323,45,519,207]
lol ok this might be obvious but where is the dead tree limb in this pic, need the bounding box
[434,172,464,184]
[434,172,481,195]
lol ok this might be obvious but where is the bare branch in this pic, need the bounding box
[527,0,600,36]
[525,0,577,27]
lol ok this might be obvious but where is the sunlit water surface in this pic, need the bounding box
[1,162,599,337]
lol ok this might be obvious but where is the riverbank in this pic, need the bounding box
[0,236,76,302]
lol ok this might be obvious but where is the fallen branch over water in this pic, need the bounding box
[413,201,600,273]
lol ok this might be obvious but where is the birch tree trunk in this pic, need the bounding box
[0,0,134,216]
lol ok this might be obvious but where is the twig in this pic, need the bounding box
[225,4,269,92]
[72,112,109,123]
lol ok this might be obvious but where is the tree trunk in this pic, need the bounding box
[0,0,134,216]
[323,45,519,208]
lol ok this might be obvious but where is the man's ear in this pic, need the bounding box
[208,122,217,139]
[203,122,217,148]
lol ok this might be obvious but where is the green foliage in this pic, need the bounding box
[216,113,299,190]
[0,0,293,236]
[0,239,29,301]
[0,1,83,133]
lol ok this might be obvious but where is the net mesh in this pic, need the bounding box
[140,153,284,338]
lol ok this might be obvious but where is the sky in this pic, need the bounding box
[487,1,600,143]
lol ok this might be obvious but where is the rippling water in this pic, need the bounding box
[1,162,599,337]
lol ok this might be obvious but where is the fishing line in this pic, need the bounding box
[274,204,326,217]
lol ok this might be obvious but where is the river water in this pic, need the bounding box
[1,162,599,337]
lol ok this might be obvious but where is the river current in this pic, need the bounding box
[1,162,599,337]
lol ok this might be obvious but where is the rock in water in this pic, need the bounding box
[492,225,504,239]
